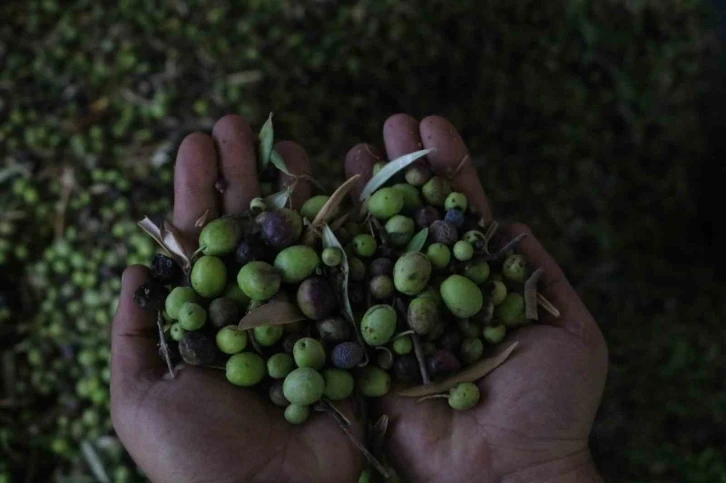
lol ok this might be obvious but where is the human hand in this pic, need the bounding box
[111,115,363,483]
[344,114,608,483]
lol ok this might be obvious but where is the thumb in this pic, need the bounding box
[111,265,165,390]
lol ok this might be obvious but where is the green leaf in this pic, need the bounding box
[264,187,291,209]
[269,148,291,175]
[257,112,274,170]
[321,224,369,366]
[406,228,428,253]
[359,148,433,201]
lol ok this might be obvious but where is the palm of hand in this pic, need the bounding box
[379,326,606,483]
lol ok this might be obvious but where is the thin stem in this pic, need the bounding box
[537,293,561,318]
[318,401,390,479]
[485,232,528,262]
[157,311,175,379]
[524,267,544,320]
[411,333,430,385]
[416,394,449,403]
[322,398,352,426]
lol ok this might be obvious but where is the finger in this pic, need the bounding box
[383,113,423,159]
[344,142,382,200]
[212,114,260,215]
[111,266,165,387]
[503,223,601,345]
[173,132,219,248]
[419,115,493,221]
[275,140,311,209]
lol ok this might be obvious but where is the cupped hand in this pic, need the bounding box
[344,114,608,483]
[111,115,363,483]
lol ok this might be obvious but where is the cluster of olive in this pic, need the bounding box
[136,159,534,422]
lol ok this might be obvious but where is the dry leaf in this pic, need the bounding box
[525,267,544,320]
[398,342,519,397]
[137,217,191,273]
[537,294,561,318]
[302,175,361,245]
[238,302,308,330]
[194,209,211,228]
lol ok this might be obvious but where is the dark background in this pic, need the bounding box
[1,1,724,481]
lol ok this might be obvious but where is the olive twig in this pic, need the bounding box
[524,267,544,320]
[156,311,175,379]
[316,400,390,479]
[537,293,560,318]
[447,153,471,181]
[411,333,431,385]
[321,398,352,426]
[415,393,449,403]
[484,232,528,262]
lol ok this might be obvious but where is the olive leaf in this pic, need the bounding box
[359,148,433,201]
[524,267,544,320]
[137,217,191,273]
[269,148,291,175]
[537,293,560,318]
[410,333,431,384]
[257,112,274,171]
[80,441,111,483]
[406,228,428,253]
[238,302,308,330]
[397,341,519,397]
[194,209,211,228]
[264,186,293,210]
[321,224,369,365]
[303,175,361,245]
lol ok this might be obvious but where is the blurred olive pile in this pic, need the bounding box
[0,0,721,481]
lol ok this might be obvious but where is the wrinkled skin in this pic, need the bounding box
[112,114,607,482]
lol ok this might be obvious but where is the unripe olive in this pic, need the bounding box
[367,188,404,219]
[422,176,451,206]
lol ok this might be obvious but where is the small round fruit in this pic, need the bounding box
[376,350,394,370]
[297,277,337,320]
[222,282,251,310]
[253,325,284,347]
[444,192,468,212]
[483,324,507,344]
[503,254,527,283]
[208,297,242,329]
[490,281,507,305]
[353,234,377,257]
[300,195,331,220]
[250,197,266,213]
[316,317,352,342]
[444,209,465,228]
[367,187,404,219]
[440,275,483,318]
[331,342,365,369]
[385,215,415,247]
[322,247,343,267]
[372,161,386,175]
[284,404,311,425]
[393,354,421,382]
[457,319,481,339]
[226,352,265,387]
[348,257,366,281]
[199,217,243,256]
[393,252,431,295]
[392,335,413,355]
[356,366,391,397]
[323,368,355,400]
[448,382,480,410]
[170,323,185,342]
[439,331,462,351]
[178,302,206,331]
[216,326,248,354]
[429,220,458,246]
[426,350,461,379]
[165,287,197,320]
[460,338,484,364]
[407,297,438,335]
[413,206,440,229]
[283,367,325,405]
[149,254,182,285]
[274,245,320,283]
[370,257,393,276]
[463,230,486,246]
[269,381,290,407]
[179,332,217,366]
[405,164,431,187]
[293,337,326,369]
[422,176,451,206]
[261,208,303,249]
[267,352,295,379]
[494,293,525,327]
[453,240,474,261]
[360,305,397,346]
[190,256,227,298]
[465,261,490,284]
[237,261,281,301]
[426,243,451,269]
[392,183,423,211]
[369,274,394,300]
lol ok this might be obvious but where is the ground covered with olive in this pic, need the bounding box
[1,1,723,482]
